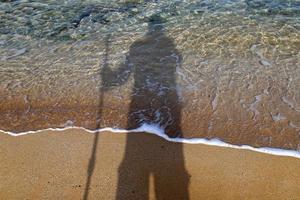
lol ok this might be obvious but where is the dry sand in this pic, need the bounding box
[1,129,300,200]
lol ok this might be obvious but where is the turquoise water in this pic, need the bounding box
[1,1,299,41]
[0,0,299,150]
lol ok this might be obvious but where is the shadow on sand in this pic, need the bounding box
[84,14,190,200]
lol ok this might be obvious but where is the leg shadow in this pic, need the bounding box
[116,133,190,200]
[116,91,190,200]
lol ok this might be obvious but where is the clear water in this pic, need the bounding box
[0,0,299,150]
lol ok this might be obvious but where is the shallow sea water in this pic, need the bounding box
[0,0,299,150]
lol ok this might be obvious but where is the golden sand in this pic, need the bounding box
[0,129,300,200]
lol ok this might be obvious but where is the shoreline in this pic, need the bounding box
[1,125,300,159]
[1,128,300,199]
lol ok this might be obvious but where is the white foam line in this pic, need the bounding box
[1,124,300,159]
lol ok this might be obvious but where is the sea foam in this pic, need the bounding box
[1,123,300,159]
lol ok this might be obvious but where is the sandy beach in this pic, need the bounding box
[1,128,300,200]
[1,1,300,200]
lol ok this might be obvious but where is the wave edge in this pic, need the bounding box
[1,124,300,159]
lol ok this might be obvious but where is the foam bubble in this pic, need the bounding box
[1,123,300,159]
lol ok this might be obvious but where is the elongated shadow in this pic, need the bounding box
[103,14,190,199]
[83,35,110,200]
[83,131,99,200]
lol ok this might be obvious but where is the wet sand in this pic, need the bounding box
[1,129,300,200]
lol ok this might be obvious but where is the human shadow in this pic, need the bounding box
[102,14,190,199]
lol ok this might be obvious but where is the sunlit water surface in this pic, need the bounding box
[0,0,299,150]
